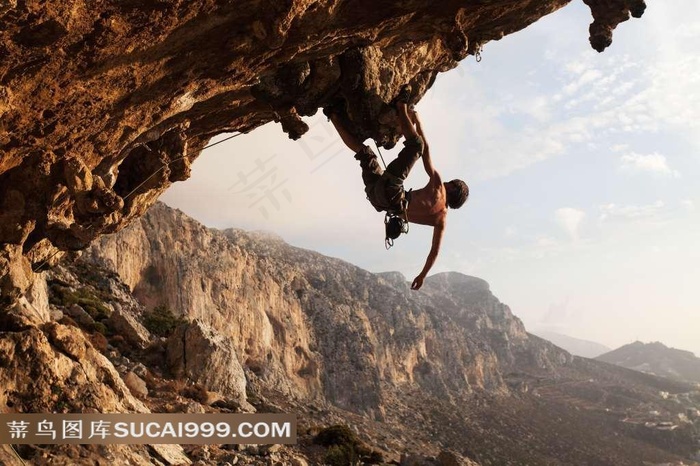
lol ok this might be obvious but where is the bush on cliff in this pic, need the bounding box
[142,304,186,337]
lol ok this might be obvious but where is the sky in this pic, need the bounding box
[162,1,700,356]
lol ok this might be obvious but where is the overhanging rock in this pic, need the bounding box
[0,0,645,300]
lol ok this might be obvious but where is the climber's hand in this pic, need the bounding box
[411,275,424,290]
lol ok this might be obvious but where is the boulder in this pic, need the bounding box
[66,303,95,327]
[24,272,50,323]
[166,320,247,404]
[150,444,193,466]
[123,371,148,399]
[107,303,152,349]
[290,456,309,466]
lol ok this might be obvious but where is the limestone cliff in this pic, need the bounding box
[0,0,646,301]
[83,202,571,417]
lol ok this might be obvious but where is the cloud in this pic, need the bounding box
[599,201,665,221]
[563,69,603,95]
[681,199,695,211]
[430,52,660,180]
[610,143,629,152]
[619,152,680,177]
[410,3,700,185]
[555,207,585,241]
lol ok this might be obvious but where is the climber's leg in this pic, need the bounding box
[328,113,364,154]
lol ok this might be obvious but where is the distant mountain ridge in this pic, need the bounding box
[534,330,612,358]
[597,341,700,384]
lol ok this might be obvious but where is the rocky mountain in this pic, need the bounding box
[3,202,697,465]
[0,0,647,303]
[533,330,611,358]
[597,341,700,385]
[83,202,571,417]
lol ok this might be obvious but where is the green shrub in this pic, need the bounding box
[314,424,376,465]
[142,304,186,337]
[49,284,111,321]
[325,445,358,466]
[91,322,108,335]
[314,424,358,447]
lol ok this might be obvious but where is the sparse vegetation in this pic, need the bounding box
[324,444,359,466]
[314,424,374,466]
[315,424,358,447]
[49,283,111,321]
[91,321,108,335]
[142,304,186,337]
[58,315,79,328]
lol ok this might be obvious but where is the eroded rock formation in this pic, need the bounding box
[0,0,646,301]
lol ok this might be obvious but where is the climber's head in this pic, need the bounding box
[445,179,469,209]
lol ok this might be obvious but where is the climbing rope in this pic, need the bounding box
[374,141,388,169]
[8,444,27,465]
[122,132,243,200]
[30,132,243,273]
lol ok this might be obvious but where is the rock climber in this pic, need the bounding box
[324,91,469,291]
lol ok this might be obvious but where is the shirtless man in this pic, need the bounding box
[326,100,469,290]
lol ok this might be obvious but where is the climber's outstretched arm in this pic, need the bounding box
[411,221,445,290]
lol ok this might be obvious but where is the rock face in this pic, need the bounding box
[85,202,572,417]
[0,0,646,300]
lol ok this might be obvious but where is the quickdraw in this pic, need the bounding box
[384,191,410,250]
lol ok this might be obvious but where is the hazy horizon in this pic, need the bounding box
[163,2,700,356]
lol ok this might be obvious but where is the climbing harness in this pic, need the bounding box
[384,197,410,250]
[31,132,243,273]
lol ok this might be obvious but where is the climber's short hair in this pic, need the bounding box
[445,179,469,209]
